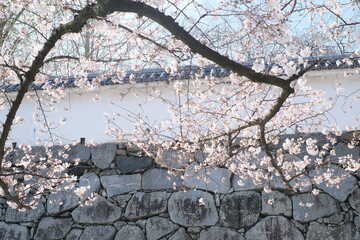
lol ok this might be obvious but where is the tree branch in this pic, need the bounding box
[0,1,113,169]
[116,0,291,89]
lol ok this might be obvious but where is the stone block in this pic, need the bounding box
[327,142,360,164]
[114,221,126,230]
[67,144,91,163]
[146,217,179,240]
[48,145,71,162]
[245,216,303,240]
[5,201,45,222]
[289,175,312,192]
[91,143,117,169]
[78,172,101,199]
[232,173,268,191]
[292,193,338,222]
[261,190,292,217]
[142,169,182,190]
[72,196,122,224]
[184,166,232,193]
[124,192,168,220]
[34,217,73,240]
[47,192,79,216]
[307,222,360,240]
[199,226,245,240]
[50,144,90,163]
[116,155,153,174]
[66,229,82,240]
[354,216,360,228]
[115,225,145,240]
[324,213,343,224]
[155,149,191,169]
[348,186,360,213]
[220,191,261,228]
[309,165,357,202]
[66,165,93,176]
[79,225,116,240]
[168,190,218,227]
[169,228,191,240]
[114,194,132,208]
[100,174,141,197]
[7,146,46,164]
[0,222,29,240]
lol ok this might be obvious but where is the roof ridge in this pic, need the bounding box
[1,54,359,92]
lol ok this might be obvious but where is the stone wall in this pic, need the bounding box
[1,134,360,240]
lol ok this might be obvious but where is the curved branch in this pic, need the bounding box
[116,1,290,89]
[0,2,112,168]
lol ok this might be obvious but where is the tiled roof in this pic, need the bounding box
[1,54,359,92]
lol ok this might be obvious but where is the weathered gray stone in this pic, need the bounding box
[91,143,117,169]
[188,227,201,233]
[261,190,292,217]
[340,202,350,212]
[306,222,360,240]
[66,165,93,176]
[136,219,147,229]
[67,144,91,163]
[78,172,101,198]
[0,222,29,240]
[114,221,126,230]
[291,219,306,233]
[146,217,179,240]
[155,149,191,169]
[100,174,141,197]
[114,194,132,208]
[220,191,261,228]
[199,226,245,240]
[348,186,360,213]
[47,192,79,216]
[99,169,117,176]
[184,166,232,193]
[328,142,360,164]
[292,193,339,222]
[289,175,312,193]
[66,229,82,240]
[72,196,122,224]
[49,145,71,162]
[79,225,116,240]
[302,132,334,148]
[232,174,268,191]
[168,190,218,227]
[7,146,46,164]
[269,173,287,189]
[245,216,303,240]
[169,228,191,240]
[125,192,168,220]
[50,144,90,163]
[345,209,354,222]
[34,217,73,240]
[142,169,182,190]
[309,165,357,202]
[324,212,343,224]
[116,155,153,173]
[115,225,145,240]
[354,216,360,228]
[5,201,45,222]
[194,150,208,162]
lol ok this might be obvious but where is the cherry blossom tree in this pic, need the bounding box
[0,0,359,207]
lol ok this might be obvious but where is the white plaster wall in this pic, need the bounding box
[5,82,175,145]
[304,69,360,129]
[2,69,360,145]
